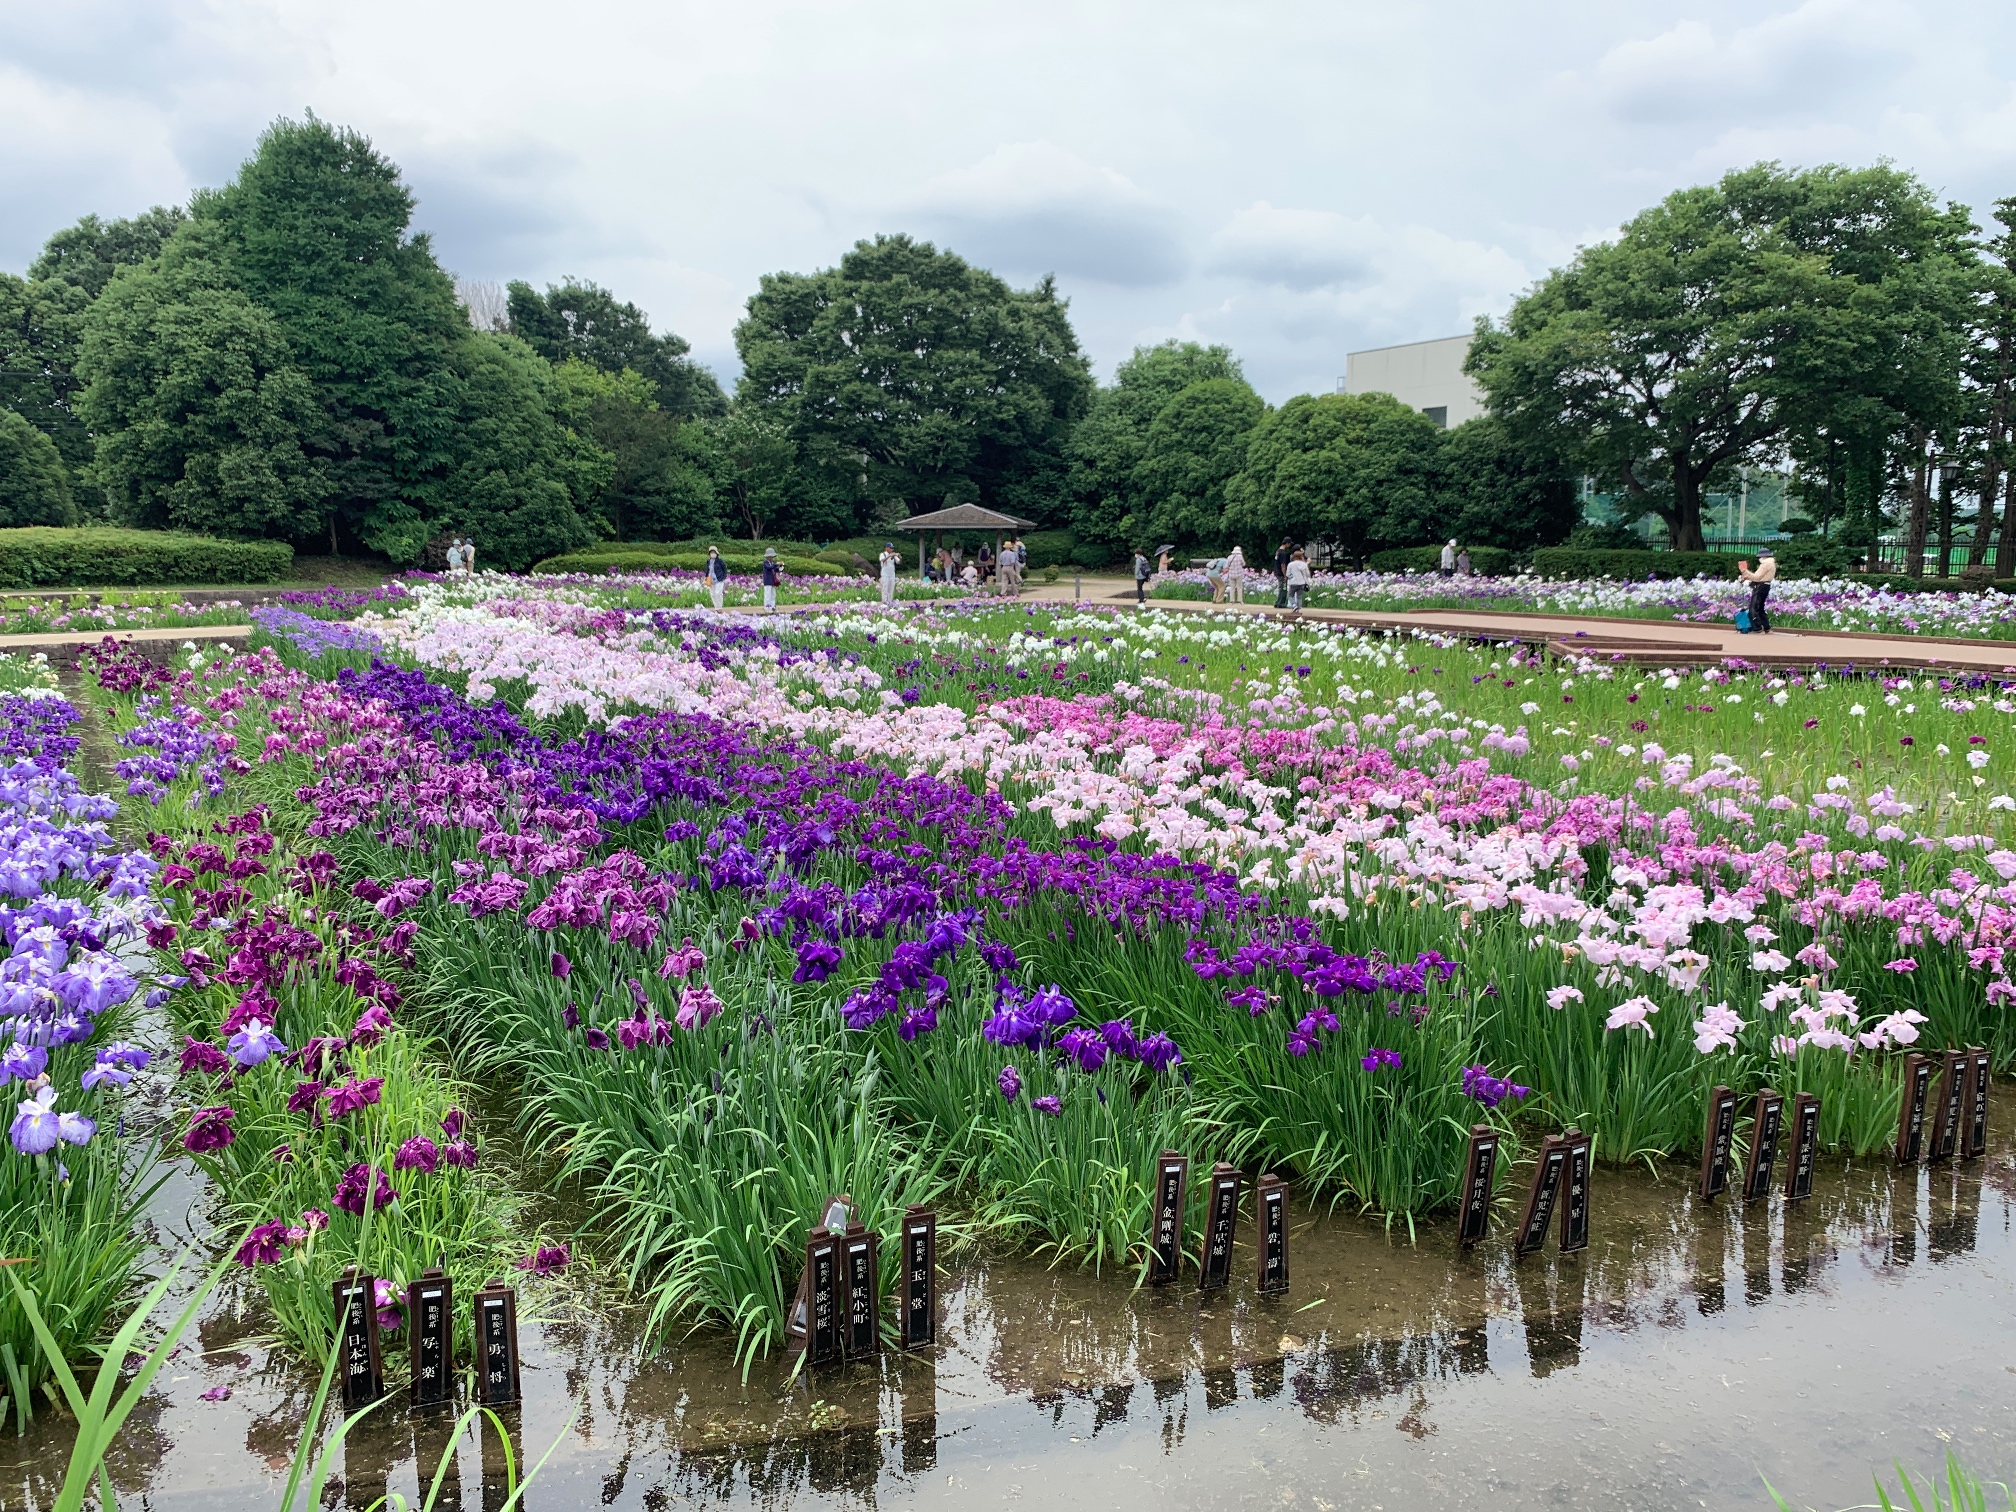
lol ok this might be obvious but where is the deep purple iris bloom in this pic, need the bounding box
[183,1105,236,1152]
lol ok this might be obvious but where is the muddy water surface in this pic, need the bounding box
[5,1089,2012,1512]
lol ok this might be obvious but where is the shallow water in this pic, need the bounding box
[5,1085,2012,1512]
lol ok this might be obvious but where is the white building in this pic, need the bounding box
[1341,334,1485,427]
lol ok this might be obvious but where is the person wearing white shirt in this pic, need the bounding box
[1225,544,1246,604]
[1285,550,1311,611]
[879,545,900,606]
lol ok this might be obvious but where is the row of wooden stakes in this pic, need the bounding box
[1457,1047,1994,1257]
[330,1266,521,1414]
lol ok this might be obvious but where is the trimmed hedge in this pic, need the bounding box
[1528,548,1738,581]
[0,528,292,587]
[1367,545,1517,576]
[535,548,848,577]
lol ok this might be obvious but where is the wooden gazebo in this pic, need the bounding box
[892,503,1038,596]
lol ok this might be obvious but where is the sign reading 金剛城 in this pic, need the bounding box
[1149,1151,1190,1285]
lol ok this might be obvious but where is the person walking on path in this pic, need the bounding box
[1225,544,1247,604]
[1133,547,1152,606]
[1440,540,1457,577]
[463,538,475,574]
[1456,546,1472,577]
[1274,539,1293,607]
[706,546,730,610]
[760,547,782,611]
[444,539,463,574]
[879,543,900,607]
[1285,549,1311,612]
[1737,547,1776,633]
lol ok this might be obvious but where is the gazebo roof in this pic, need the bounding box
[891,503,1037,532]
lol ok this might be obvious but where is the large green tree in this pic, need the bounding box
[1469,162,1975,553]
[1068,341,1249,553]
[1223,391,1445,558]
[735,234,1092,526]
[549,358,719,542]
[1438,416,1579,551]
[508,279,725,420]
[76,222,331,539]
[1131,377,1264,549]
[0,410,77,526]
[30,208,187,299]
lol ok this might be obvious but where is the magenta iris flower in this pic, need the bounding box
[323,1076,384,1119]
[183,1105,236,1153]
[331,1162,398,1215]
[516,1243,571,1277]
[997,1065,1022,1102]
[1031,1095,1063,1116]
[178,1038,230,1076]
[394,1135,440,1174]
[234,1221,292,1266]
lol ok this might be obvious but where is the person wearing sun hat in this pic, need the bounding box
[760,547,781,611]
[1737,545,1776,634]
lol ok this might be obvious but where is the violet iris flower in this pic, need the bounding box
[394,1135,440,1174]
[1,1040,47,1083]
[997,1065,1022,1102]
[227,1017,287,1068]
[516,1243,571,1277]
[1031,1095,1063,1116]
[11,1085,94,1153]
[331,1161,398,1215]
[234,1221,292,1266]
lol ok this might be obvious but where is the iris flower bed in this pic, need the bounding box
[66,580,2016,1377]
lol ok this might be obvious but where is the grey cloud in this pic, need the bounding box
[898,143,1188,289]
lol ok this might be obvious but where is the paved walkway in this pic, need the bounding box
[0,623,252,668]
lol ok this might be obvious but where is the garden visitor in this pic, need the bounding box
[1440,539,1457,577]
[1456,546,1472,577]
[464,538,477,574]
[879,543,900,606]
[933,545,951,582]
[1737,547,1776,633]
[1286,549,1311,611]
[1204,557,1227,602]
[760,547,781,611]
[1274,538,1293,607]
[1133,547,1151,605]
[961,559,980,589]
[1156,544,1173,575]
[1225,544,1247,604]
[443,538,462,573]
[706,545,729,610]
[1000,537,1021,596]
[978,541,994,580]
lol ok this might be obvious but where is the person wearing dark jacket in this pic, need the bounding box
[760,548,782,611]
[1274,539,1293,608]
[1133,548,1152,606]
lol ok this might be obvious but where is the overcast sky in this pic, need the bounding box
[6,0,2014,402]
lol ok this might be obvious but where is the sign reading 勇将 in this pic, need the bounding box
[1149,1151,1190,1285]
[473,1282,521,1406]
[408,1269,454,1408]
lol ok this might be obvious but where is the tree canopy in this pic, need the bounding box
[0,409,76,526]
[735,234,1092,527]
[507,279,724,419]
[1224,392,1447,555]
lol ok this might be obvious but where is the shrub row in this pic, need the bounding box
[1528,548,1739,581]
[1365,545,1518,576]
[0,528,292,588]
[534,548,848,577]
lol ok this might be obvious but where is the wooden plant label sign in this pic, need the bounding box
[902,1206,937,1351]
[1556,1130,1592,1254]
[804,1230,843,1367]
[1929,1050,1966,1164]
[1513,1137,1568,1258]
[1784,1093,1821,1203]
[1742,1091,1785,1206]
[1896,1054,1934,1165]
[1963,1047,1991,1161]
[1199,1164,1242,1292]
[843,1227,880,1361]
[408,1269,454,1408]
[473,1282,521,1406]
[332,1268,383,1411]
[1255,1173,1289,1295]
[1699,1085,1739,1202]
[1457,1125,1499,1249]
[1149,1151,1190,1286]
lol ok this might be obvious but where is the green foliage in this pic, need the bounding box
[1528,547,1737,581]
[0,526,291,586]
[535,548,845,576]
[692,408,859,544]
[0,272,93,488]
[507,279,724,419]
[1131,378,1265,550]
[1069,342,1256,553]
[28,207,188,299]
[1366,544,1516,575]
[1438,415,1579,551]
[0,410,76,525]
[1224,391,1446,555]
[1770,534,1855,577]
[1470,162,1978,552]
[77,221,332,539]
[736,234,1091,526]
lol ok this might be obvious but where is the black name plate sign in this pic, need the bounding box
[473,1282,521,1406]
[843,1226,880,1361]
[804,1230,842,1367]
[408,1268,454,1408]
[1149,1151,1190,1285]
[1514,1137,1568,1258]
[1557,1130,1592,1254]
[1963,1047,1991,1161]
[1784,1093,1820,1203]
[1700,1085,1739,1202]
[1896,1054,1934,1165]
[902,1206,937,1351]
[1457,1125,1500,1249]
[1255,1173,1289,1295]
[1929,1050,1966,1163]
[1199,1163,1242,1292]
[333,1268,384,1411]
[1742,1091,1785,1205]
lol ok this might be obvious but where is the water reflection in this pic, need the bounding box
[5,1099,2013,1510]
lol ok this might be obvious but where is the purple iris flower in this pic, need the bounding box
[331,1161,398,1215]
[1460,1064,1531,1109]
[1,1040,48,1084]
[227,1018,287,1068]
[516,1243,571,1277]
[1136,1033,1183,1073]
[550,951,572,979]
[440,1138,479,1168]
[323,1076,384,1119]
[1028,985,1076,1028]
[233,1221,292,1266]
[11,1085,94,1153]
[80,1056,132,1090]
[1099,1020,1139,1058]
[394,1135,440,1174]
[1031,1095,1063,1116]
[182,1105,236,1152]
[997,1065,1022,1102]
[1056,1027,1108,1073]
[1360,1047,1403,1072]
[793,939,844,984]
[179,1038,230,1076]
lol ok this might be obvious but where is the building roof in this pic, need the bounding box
[891,503,1037,531]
